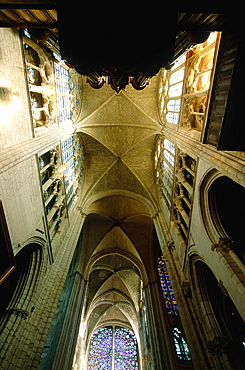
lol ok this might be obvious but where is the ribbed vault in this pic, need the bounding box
[75,73,163,360]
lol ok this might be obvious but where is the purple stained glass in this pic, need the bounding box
[114,327,138,370]
[87,326,138,369]
[87,327,113,370]
[158,256,179,315]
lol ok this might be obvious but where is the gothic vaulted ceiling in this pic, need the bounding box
[2,0,243,346]
[75,75,162,338]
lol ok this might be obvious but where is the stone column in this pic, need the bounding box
[143,280,179,370]
[51,274,87,370]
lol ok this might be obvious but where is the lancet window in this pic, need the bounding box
[53,52,73,123]
[61,136,83,210]
[172,327,192,361]
[87,326,138,370]
[87,327,113,369]
[158,256,179,315]
[158,53,186,125]
[158,257,192,362]
[155,138,176,213]
[158,32,219,133]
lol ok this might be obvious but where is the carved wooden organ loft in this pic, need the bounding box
[0,0,245,149]
[0,0,243,94]
[56,1,230,93]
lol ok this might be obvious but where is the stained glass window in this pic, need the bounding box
[167,99,181,113]
[158,52,186,125]
[155,138,176,212]
[61,136,82,210]
[53,53,73,123]
[87,327,113,370]
[87,326,138,370]
[173,327,191,360]
[114,327,138,370]
[158,256,179,315]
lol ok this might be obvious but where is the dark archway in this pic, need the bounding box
[209,176,245,263]
[196,261,245,369]
[0,240,44,331]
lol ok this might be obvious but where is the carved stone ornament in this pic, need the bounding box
[211,237,234,252]
[5,307,29,320]
[181,280,192,297]
[77,207,87,218]
[167,241,175,251]
[207,336,229,355]
[218,280,229,297]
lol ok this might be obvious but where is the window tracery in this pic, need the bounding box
[181,32,218,131]
[158,32,219,133]
[87,326,138,370]
[23,36,54,128]
[158,256,192,361]
[87,327,113,370]
[39,135,83,239]
[155,137,196,243]
[173,327,192,361]
[22,32,82,129]
[158,53,186,125]
[155,138,176,213]
[54,53,73,123]
[172,151,196,243]
[61,136,84,210]
[158,256,179,315]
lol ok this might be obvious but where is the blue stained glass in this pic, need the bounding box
[88,327,113,370]
[158,256,179,315]
[61,137,74,152]
[24,28,31,38]
[173,327,191,360]
[66,185,73,201]
[61,136,82,210]
[53,52,62,61]
[63,161,75,180]
[54,61,72,122]
[164,139,176,156]
[87,327,138,370]
[114,327,138,370]
[62,147,74,164]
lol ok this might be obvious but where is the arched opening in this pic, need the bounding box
[0,241,43,326]
[157,256,192,367]
[196,261,245,369]
[172,326,192,361]
[87,326,139,370]
[209,176,245,263]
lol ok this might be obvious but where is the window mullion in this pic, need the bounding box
[111,326,115,370]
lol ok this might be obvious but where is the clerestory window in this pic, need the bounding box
[158,256,192,362]
[155,138,176,212]
[158,256,179,315]
[173,327,192,361]
[54,53,73,123]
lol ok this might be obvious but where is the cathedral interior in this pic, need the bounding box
[0,1,245,369]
